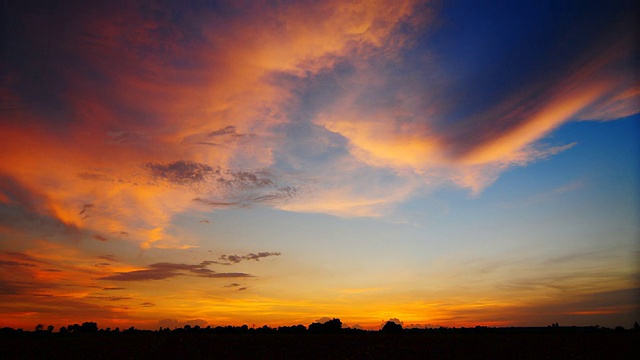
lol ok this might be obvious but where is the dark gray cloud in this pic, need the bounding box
[0,269,65,297]
[191,268,252,278]
[0,279,18,295]
[102,287,125,291]
[140,302,155,307]
[196,141,222,147]
[146,160,218,186]
[225,283,242,287]
[200,260,232,266]
[143,160,301,206]
[0,260,36,267]
[219,170,274,189]
[78,203,94,215]
[93,234,108,242]
[85,295,132,301]
[208,125,244,138]
[1,252,47,266]
[105,130,147,145]
[219,252,281,264]
[99,267,180,281]
[193,198,240,207]
[32,293,54,298]
[149,262,201,271]
[77,172,114,182]
[193,186,299,208]
[98,261,253,281]
[196,126,250,147]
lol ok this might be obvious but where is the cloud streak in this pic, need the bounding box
[219,252,282,264]
[99,261,254,281]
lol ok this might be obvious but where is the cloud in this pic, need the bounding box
[0,279,18,295]
[105,130,148,145]
[78,203,94,215]
[577,86,640,121]
[1,252,47,266]
[98,260,254,281]
[206,126,245,143]
[85,295,132,301]
[193,185,300,208]
[140,302,155,307]
[144,160,300,209]
[0,260,36,268]
[92,234,108,242]
[146,161,217,187]
[0,0,434,253]
[98,268,180,281]
[0,0,636,257]
[200,260,231,266]
[219,252,281,264]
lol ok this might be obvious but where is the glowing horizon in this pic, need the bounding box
[1,1,638,331]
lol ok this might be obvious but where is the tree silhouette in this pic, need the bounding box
[381,321,403,333]
[81,322,98,333]
[308,318,342,333]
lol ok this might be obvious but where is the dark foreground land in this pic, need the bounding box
[1,331,639,359]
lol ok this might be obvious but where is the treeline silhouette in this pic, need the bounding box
[2,320,639,360]
[2,319,639,335]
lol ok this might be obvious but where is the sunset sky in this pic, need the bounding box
[1,0,638,330]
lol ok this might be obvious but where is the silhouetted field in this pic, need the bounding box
[1,331,638,359]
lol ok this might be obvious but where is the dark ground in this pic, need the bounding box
[1,332,639,359]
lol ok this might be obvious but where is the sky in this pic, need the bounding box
[0,0,638,330]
